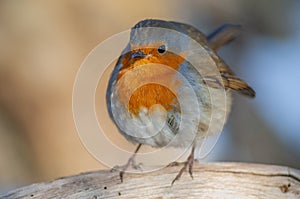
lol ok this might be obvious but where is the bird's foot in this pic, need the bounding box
[171,147,195,185]
[111,149,143,182]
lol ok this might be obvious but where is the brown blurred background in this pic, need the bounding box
[1,0,300,193]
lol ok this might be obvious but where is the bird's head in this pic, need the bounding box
[117,19,189,80]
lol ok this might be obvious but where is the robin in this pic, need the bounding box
[106,19,255,184]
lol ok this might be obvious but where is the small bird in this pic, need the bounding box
[106,19,255,184]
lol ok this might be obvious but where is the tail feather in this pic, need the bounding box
[207,24,242,51]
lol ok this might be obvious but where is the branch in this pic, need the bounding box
[2,162,300,199]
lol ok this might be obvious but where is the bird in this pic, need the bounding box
[106,19,255,184]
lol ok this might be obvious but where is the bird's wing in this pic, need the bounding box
[202,74,256,97]
[169,21,255,98]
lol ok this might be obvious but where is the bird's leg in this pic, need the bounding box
[171,145,195,185]
[111,144,142,182]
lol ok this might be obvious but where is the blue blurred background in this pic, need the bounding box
[0,0,299,194]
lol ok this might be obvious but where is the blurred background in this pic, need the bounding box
[0,0,299,194]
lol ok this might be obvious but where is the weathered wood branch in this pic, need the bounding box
[1,162,300,199]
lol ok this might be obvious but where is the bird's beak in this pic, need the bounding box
[131,50,147,59]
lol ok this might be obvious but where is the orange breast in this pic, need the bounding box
[116,48,185,115]
[128,83,178,115]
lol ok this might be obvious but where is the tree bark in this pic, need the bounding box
[1,162,300,199]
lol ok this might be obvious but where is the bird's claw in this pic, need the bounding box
[111,157,143,182]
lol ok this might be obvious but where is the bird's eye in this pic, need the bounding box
[157,45,166,54]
